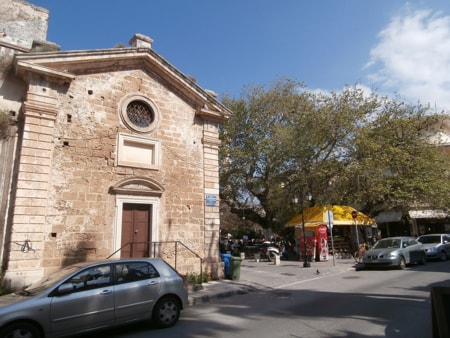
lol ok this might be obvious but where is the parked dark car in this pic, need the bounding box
[417,233,450,261]
[362,236,426,269]
[0,258,188,338]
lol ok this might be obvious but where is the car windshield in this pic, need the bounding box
[18,264,88,296]
[373,239,401,249]
[417,235,441,244]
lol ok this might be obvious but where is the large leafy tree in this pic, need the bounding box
[342,98,450,214]
[219,78,450,230]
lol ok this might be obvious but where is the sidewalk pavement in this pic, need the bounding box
[188,257,357,306]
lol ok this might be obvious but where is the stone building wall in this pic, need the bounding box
[0,0,50,271]
[5,55,227,287]
[0,0,49,49]
[1,0,230,288]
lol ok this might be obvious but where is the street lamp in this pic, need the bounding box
[293,191,312,268]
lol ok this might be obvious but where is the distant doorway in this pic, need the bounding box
[121,203,152,258]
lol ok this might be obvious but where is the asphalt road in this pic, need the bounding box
[83,259,450,338]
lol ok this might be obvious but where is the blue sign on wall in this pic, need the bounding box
[205,194,217,206]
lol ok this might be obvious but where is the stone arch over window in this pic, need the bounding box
[118,93,161,133]
[109,176,164,197]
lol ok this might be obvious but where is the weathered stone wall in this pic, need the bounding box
[1,0,226,287]
[5,65,214,285]
[0,0,49,273]
[0,0,49,49]
[202,121,222,277]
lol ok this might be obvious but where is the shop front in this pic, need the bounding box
[286,205,378,261]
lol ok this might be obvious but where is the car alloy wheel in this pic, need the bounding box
[152,296,180,328]
[0,321,41,338]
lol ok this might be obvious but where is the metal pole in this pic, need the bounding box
[327,209,336,267]
[330,226,336,267]
[301,193,310,268]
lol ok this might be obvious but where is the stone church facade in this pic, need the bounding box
[0,0,231,287]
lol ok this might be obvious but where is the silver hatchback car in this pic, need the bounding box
[0,258,188,338]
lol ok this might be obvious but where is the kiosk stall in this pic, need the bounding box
[286,205,377,261]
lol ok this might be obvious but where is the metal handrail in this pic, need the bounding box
[106,241,203,278]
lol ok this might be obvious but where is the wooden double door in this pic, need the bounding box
[121,203,152,258]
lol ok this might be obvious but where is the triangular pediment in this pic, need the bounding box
[14,43,231,121]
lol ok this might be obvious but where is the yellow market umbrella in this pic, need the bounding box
[286,205,377,227]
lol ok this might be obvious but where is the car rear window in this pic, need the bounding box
[418,235,441,244]
[154,260,179,277]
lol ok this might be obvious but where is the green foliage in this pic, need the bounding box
[227,226,261,241]
[0,110,9,139]
[220,77,450,227]
[0,277,12,296]
[185,272,209,284]
[345,99,448,212]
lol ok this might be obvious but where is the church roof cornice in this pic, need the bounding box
[14,43,232,121]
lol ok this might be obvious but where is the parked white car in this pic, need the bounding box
[417,233,450,261]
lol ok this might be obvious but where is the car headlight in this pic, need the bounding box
[427,247,437,253]
[388,251,399,258]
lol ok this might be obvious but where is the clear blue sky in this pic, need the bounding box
[30,0,450,110]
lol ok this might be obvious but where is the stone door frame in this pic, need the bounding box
[113,195,160,259]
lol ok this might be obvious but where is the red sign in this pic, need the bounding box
[351,210,357,219]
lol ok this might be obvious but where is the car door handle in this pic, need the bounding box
[100,289,112,295]
[148,281,158,286]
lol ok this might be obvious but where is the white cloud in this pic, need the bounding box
[366,8,450,111]
[308,84,374,100]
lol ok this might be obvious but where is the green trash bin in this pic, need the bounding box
[230,256,242,280]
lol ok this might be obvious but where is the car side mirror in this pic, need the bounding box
[57,283,75,295]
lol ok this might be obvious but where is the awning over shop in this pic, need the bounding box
[286,205,377,228]
[409,209,449,219]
